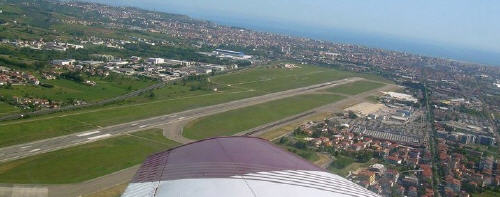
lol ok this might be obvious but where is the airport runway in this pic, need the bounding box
[0,77,363,163]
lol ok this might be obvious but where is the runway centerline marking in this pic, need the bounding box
[76,131,101,137]
[87,134,112,140]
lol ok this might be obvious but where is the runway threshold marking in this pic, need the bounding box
[29,149,41,152]
[87,134,111,140]
[77,131,101,137]
[139,125,148,128]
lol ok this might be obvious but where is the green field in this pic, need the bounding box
[1,76,154,104]
[0,101,19,115]
[212,65,357,92]
[0,129,179,184]
[473,190,500,197]
[183,94,345,140]
[327,80,385,95]
[0,64,383,148]
[366,95,380,103]
[328,156,375,177]
[277,144,319,162]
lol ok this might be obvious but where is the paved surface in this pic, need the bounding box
[0,165,139,197]
[0,185,48,197]
[0,77,362,163]
[48,165,140,197]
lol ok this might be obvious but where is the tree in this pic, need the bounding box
[3,83,12,89]
[279,137,288,145]
[60,72,84,83]
[34,61,47,70]
[294,141,307,150]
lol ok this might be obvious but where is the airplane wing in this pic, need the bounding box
[122,136,379,197]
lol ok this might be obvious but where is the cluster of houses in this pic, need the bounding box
[0,66,39,86]
[436,138,500,196]
[1,36,145,52]
[350,164,435,197]
[51,59,109,78]
[1,39,84,51]
[291,114,436,196]
[10,96,60,110]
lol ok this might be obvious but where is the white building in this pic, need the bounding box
[148,58,165,65]
[108,61,129,66]
[165,59,191,66]
[51,59,75,66]
[382,92,418,103]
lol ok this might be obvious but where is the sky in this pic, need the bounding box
[85,0,500,64]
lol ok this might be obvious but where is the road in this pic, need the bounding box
[0,77,364,163]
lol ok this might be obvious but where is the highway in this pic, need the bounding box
[0,77,363,163]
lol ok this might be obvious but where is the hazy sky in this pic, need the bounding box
[89,0,500,54]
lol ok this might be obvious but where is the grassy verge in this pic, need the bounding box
[85,183,128,197]
[183,94,345,140]
[259,112,329,140]
[327,80,385,95]
[366,95,379,103]
[0,129,179,184]
[473,190,500,197]
[276,144,319,162]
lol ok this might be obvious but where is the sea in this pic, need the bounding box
[84,0,500,66]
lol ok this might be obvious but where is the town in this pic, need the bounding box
[0,1,498,197]
[277,86,499,196]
